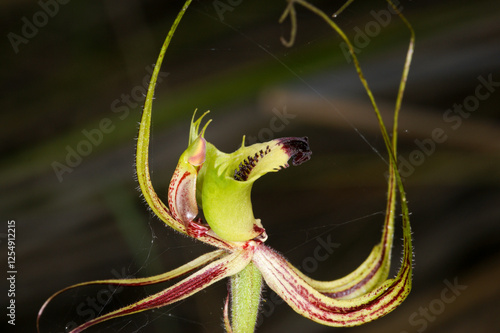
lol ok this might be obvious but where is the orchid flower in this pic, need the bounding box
[37,1,414,332]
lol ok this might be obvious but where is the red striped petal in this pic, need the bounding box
[254,244,411,326]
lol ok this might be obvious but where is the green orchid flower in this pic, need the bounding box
[187,113,311,242]
[37,1,414,332]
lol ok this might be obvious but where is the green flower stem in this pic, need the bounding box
[230,262,263,333]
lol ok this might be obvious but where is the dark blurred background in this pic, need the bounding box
[1,0,499,332]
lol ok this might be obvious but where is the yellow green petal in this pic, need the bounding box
[37,250,225,332]
[67,246,256,333]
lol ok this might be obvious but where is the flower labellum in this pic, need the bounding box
[175,111,312,242]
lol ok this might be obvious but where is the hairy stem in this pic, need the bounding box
[230,262,263,333]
